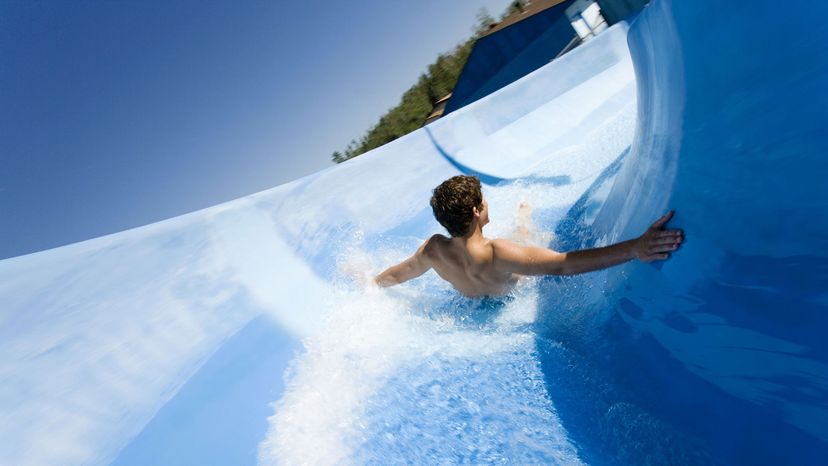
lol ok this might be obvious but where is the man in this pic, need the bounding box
[374,175,683,297]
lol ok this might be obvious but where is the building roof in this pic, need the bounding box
[424,94,452,124]
[434,93,452,105]
[482,0,570,37]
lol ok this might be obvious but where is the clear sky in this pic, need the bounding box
[1,0,512,260]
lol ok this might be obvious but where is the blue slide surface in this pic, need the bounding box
[1,1,826,464]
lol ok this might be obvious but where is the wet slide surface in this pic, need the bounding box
[1,1,827,464]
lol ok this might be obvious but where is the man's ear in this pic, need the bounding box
[472,206,480,218]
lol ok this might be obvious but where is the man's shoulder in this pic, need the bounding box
[488,238,526,262]
[416,235,448,266]
[489,238,519,251]
[423,234,449,252]
[425,233,449,243]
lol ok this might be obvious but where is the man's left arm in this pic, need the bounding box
[492,211,682,276]
[374,239,433,287]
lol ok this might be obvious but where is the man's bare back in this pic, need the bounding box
[373,176,683,297]
[422,234,517,297]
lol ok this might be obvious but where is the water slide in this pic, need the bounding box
[2,1,826,464]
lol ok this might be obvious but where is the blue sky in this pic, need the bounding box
[1,0,512,259]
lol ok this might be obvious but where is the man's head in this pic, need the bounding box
[430,175,488,237]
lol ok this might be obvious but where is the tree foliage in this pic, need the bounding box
[332,7,508,163]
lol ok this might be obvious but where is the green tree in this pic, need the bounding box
[502,1,529,20]
[331,4,514,164]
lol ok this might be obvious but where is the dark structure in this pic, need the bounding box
[596,0,649,24]
[444,0,650,116]
[443,0,578,115]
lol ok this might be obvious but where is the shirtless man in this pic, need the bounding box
[374,175,683,297]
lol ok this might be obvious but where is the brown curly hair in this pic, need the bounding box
[430,175,483,237]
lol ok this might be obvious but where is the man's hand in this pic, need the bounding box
[631,211,683,262]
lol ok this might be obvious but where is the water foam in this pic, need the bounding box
[257,278,584,465]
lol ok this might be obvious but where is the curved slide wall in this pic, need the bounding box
[532,0,827,464]
[619,0,826,462]
[1,1,826,464]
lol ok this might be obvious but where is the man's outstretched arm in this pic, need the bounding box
[492,211,682,276]
[374,239,433,287]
